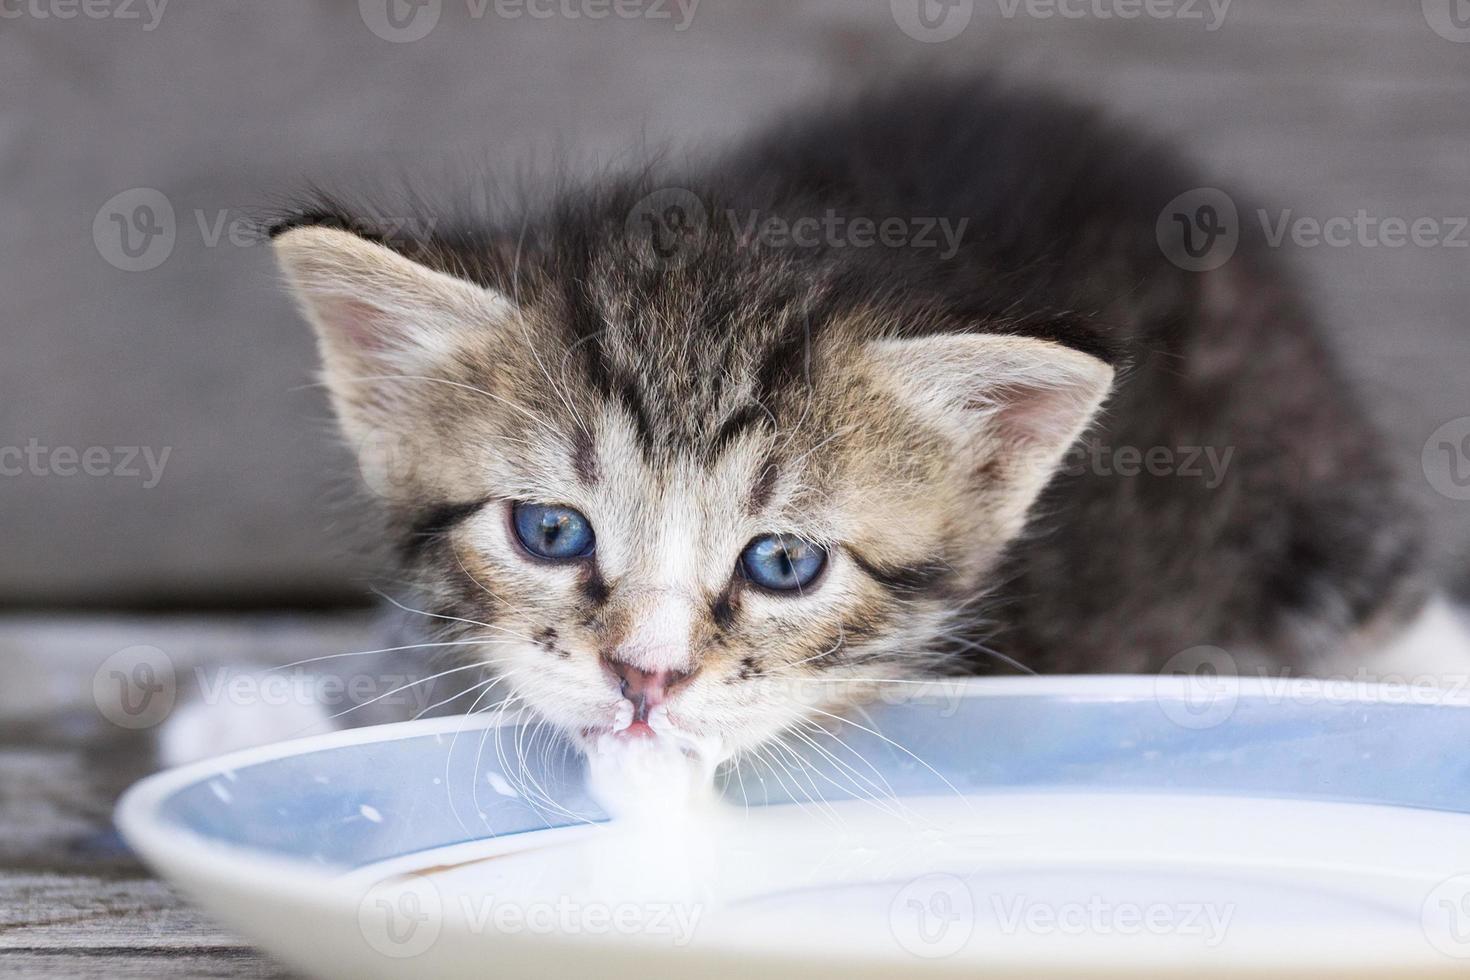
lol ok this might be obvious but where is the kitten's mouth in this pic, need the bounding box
[581,719,657,742]
[618,720,658,739]
[581,703,722,764]
[586,698,677,741]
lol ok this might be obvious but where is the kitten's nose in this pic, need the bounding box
[603,656,692,724]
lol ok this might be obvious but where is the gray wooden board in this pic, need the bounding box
[0,614,378,977]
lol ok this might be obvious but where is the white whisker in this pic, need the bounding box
[802,705,976,818]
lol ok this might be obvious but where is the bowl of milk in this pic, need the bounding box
[117,675,1470,978]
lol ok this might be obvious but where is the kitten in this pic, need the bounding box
[243,76,1457,766]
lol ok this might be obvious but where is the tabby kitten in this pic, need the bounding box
[270,77,1439,760]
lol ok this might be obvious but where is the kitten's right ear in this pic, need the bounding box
[272,226,512,383]
[863,331,1114,533]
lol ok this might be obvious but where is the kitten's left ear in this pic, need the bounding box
[865,332,1114,517]
[272,225,515,498]
[272,226,512,380]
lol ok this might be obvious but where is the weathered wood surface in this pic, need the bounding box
[0,615,375,978]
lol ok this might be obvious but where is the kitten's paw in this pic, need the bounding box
[1359,596,1470,686]
[156,671,336,768]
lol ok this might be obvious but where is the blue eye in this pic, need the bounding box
[740,533,827,592]
[511,502,595,560]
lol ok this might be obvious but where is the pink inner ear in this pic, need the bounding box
[320,296,395,353]
[972,382,1089,449]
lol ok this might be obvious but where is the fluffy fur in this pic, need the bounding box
[269,76,1429,759]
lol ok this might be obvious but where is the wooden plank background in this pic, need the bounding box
[1,0,1466,604]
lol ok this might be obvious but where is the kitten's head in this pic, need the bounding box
[273,196,1112,760]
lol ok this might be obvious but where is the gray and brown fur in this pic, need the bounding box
[270,76,1428,754]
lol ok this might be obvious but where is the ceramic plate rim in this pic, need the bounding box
[115,674,1470,899]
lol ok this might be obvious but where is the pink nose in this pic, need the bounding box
[603,656,692,723]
